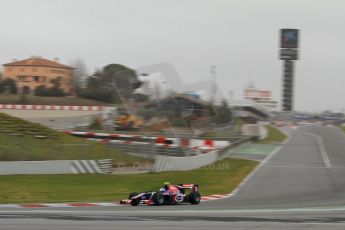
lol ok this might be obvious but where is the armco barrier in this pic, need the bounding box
[90,138,198,157]
[0,104,104,111]
[151,150,219,172]
[0,159,112,175]
[66,131,175,145]
[69,131,229,156]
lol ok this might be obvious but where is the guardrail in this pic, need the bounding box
[67,131,226,157]
[107,141,197,158]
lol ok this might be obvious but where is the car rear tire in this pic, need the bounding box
[129,192,140,206]
[151,192,164,206]
[189,191,201,204]
[130,199,140,206]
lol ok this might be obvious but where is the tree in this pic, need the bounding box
[34,78,65,97]
[133,93,150,102]
[100,64,141,99]
[0,78,17,94]
[214,100,233,124]
[34,85,47,96]
[18,92,28,104]
[79,64,142,104]
[50,77,61,89]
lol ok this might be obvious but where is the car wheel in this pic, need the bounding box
[129,192,140,206]
[131,199,140,206]
[189,191,201,204]
[151,192,164,206]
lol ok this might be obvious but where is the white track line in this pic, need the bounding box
[298,130,331,168]
[0,204,21,208]
[4,205,345,214]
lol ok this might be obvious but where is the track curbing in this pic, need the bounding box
[0,194,230,209]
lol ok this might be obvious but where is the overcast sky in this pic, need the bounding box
[1,0,345,112]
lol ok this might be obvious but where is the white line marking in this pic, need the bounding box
[89,202,122,207]
[4,205,345,214]
[0,204,21,208]
[40,203,71,208]
[265,164,341,169]
[298,130,332,168]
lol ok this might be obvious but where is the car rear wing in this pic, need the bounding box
[178,184,199,191]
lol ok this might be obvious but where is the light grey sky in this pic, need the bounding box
[1,0,345,112]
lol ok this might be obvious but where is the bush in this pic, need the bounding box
[34,85,65,97]
[171,118,189,127]
[0,78,17,94]
[213,100,232,124]
[79,89,115,103]
[18,93,28,104]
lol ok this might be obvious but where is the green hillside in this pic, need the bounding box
[0,113,147,165]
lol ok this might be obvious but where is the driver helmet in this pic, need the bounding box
[164,181,171,190]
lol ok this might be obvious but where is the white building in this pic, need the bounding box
[243,83,279,112]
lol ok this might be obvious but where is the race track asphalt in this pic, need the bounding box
[209,124,345,209]
[2,124,345,229]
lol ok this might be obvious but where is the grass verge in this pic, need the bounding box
[256,125,287,143]
[0,113,148,165]
[340,125,345,132]
[0,158,258,204]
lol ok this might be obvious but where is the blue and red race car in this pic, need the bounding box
[120,183,201,206]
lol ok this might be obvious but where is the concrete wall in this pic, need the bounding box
[259,125,268,140]
[0,159,110,175]
[241,124,268,140]
[0,160,72,175]
[151,150,219,172]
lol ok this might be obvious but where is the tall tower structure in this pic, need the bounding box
[279,29,299,111]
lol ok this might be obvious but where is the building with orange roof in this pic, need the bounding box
[2,56,74,95]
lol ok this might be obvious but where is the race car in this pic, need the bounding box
[120,183,201,206]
